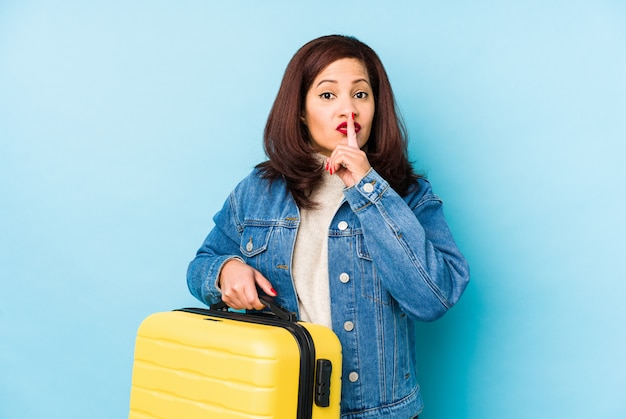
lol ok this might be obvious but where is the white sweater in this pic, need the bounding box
[291,163,346,329]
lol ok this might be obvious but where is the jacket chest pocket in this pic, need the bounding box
[240,225,273,256]
[356,233,392,305]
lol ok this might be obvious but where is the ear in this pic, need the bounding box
[300,112,307,125]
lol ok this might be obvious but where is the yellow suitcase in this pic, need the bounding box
[129,300,342,419]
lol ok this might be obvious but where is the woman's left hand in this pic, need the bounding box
[326,113,371,187]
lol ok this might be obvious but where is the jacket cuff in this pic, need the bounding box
[344,168,390,211]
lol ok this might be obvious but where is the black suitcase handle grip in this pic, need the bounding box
[209,297,297,322]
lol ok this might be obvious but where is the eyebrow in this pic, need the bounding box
[315,78,371,88]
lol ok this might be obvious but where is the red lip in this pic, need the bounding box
[336,121,362,135]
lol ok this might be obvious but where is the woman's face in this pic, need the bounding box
[302,58,375,156]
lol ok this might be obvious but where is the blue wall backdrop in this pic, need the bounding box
[1,1,625,418]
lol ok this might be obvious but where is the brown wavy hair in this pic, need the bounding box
[257,35,421,208]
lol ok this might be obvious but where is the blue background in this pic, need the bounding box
[1,1,625,418]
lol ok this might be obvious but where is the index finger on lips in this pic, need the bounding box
[347,112,358,148]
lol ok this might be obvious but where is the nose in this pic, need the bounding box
[337,96,357,119]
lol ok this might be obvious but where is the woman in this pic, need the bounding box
[187,34,470,418]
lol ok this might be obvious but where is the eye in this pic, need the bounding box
[319,92,334,100]
[354,91,369,99]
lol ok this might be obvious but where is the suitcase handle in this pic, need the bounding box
[209,297,297,322]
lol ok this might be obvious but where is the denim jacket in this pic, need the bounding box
[187,167,470,418]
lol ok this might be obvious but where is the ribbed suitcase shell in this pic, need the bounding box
[129,308,342,419]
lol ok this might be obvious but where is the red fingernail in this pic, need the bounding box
[270,287,278,296]
[351,112,355,120]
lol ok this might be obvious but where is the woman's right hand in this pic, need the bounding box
[218,259,277,310]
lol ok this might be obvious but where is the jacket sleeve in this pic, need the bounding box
[343,169,470,321]
[186,192,243,307]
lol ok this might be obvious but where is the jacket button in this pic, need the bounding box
[337,221,348,231]
[363,182,374,193]
[246,242,253,252]
[339,273,350,283]
[343,321,354,331]
[348,372,359,382]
